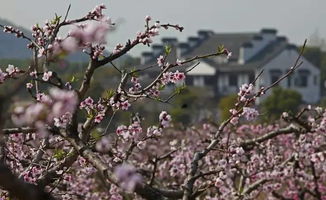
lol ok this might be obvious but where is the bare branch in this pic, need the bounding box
[240,124,301,150]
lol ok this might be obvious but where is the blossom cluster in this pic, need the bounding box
[12,88,78,131]
[109,96,131,111]
[114,164,142,192]
[3,26,24,38]
[128,76,142,94]
[0,64,22,84]
[80,96,106,123]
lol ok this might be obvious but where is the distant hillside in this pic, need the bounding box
[0,18,32,59]
[0,18,89,62]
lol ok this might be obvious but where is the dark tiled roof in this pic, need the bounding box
[212,39,288,72]
[138,29,305,74]
[183,33,255,60]
[247,40,288,63]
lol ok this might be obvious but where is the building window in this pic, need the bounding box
[193,76,205,87]
[287,75,292,87]
[228,74,238,86]
[270,69,282,84]
[294,69,310,87]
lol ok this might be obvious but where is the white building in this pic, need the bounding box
[140,29,321,103]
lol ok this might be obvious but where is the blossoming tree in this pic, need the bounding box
[0,3,325,200]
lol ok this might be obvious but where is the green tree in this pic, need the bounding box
[260,87,302,121]
[170,88,198,125]
[170,87,214,125]
[217,94,238,121]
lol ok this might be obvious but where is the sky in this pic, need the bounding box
[0,0,325,56]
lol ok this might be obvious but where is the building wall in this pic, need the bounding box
[187,62,215,76]
[217,72,251,96]
[256,49,320,103]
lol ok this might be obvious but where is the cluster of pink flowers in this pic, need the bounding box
[42,71,53,81]
[12,88,78,131]
[69,21,110,45]
[129,76,142,93]
[161,70,185,85]
[86,4,107,20]
[114,164,142,192]
[146,125,162,137]
[21,166,43,184]
[229,106,259,125]
[242,107,259,121]
[80,96,106,123]
[47,21,111,58]
[238,83,254,102]
[0,64,22,83]
[157,55,183,69]
[113,43,124,54]
[157,55,164,68]
[116,121,142,141]
[133,16,161,45]
[95,135,111,152]
[159,111,172,128]
[3,26,24,38]
[109,97,131,111]
[54,112,73,128]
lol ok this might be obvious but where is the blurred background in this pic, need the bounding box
[0,0,325,127]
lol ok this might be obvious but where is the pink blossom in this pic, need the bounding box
[159,111,172,128]
[95,136,111,152]
[172,70,185,83]
[36,93,52,104]
[0,69,6,83]
[29,71,37,77]
[6,64,18,76]
[53,112,72,128]
[176,59,183,66]
[114,164,142,192]
[26,83,33,89]
[147,126,162,137]
[42,71,53,81]
[80,97,94,109]
[37,47,46,57]
[120,100,131,110]
[238,83,254,97]
[116,125,130,140]
[230,116,239,125]
[49,88,78,119]
[59,37,79,53]
[242,107,259,121]
[87,4,107,20]
[145,15,152,22]
[157,55,164,67]
[113,43,124,54]
[94,112,105,123]
[69,21,110,45]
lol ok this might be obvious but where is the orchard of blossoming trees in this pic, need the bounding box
[0,3,325,200]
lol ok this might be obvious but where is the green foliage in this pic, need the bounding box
[53,149,67,161]
[170,88,197,125]
[260,87,302,121]
[217,45,225,54]
[169,87,216,125]
[217,94,238,121]
[319,97,326,108]
[164,45,172,55]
